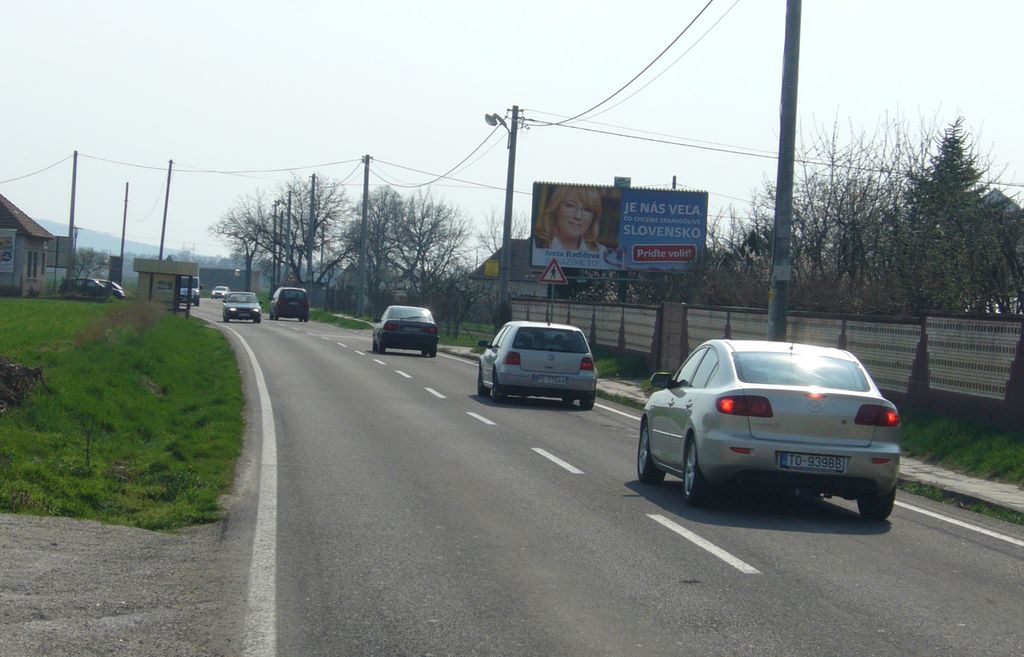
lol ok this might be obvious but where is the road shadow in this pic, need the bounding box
[624,478,892,536]
[470,393,593,412]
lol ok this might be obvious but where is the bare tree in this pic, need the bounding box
[70,247,107,279]
[475,208,531,257]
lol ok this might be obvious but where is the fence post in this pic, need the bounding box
[838,318,848,350]
[908,316,930,404]
[1004,319,1024,423]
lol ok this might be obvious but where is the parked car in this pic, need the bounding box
[95,279,127,300]
[270,287,309,321]
[59,277,110,300]
[211,285,230,300]
[371,305,439,357]
[637,339,901,520]
[477,321,597,409]
[178,277,201,306]
[222,291,261,323]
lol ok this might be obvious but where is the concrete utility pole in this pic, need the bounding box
[271,201,279,292]
[67,150,78,277]
[306,174,315,288]
[357,154,370,318]
[158,160,173,260]
[767,0,802,341]
[118,182,129,283]
[498,105,519,324]
[286,190,292,281]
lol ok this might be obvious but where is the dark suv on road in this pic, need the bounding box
[270,287,309,321]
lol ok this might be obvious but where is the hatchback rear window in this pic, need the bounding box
[733,352,869,391]
[281,290,305,300]
[513,328,588,353]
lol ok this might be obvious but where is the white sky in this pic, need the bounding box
[2,1,1021,257]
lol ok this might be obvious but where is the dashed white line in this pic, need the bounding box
[466,412,495,426]
[337,342,347,348]
[425,388,446,399]
[373,359,386,365]
[354,350,366,356]
[531,448,584,475]
[396,370,412,379]
[895,501,1024,548]
[647,514,761,575]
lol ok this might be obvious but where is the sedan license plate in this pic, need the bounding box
[778,452,847,474]
[402,326,421,332]
[532,374,568,386]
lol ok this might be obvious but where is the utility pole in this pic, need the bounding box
[271,201,279,292]
[158,159,173,260]
[767,0,802,341]
[306,174,315,289]
[118,182,129,283]
[497,104,519,325]
[286,190,292,282]
[357,154,370,318]
[67,150,78,277]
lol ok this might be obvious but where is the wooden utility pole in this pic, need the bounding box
[158,160,173,260]
[67,150,78,277]
[118,182,129,283]
[357,155,370,317]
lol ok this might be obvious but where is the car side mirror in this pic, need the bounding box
[650,372,673,389]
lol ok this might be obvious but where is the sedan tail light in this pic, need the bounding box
[579,356,594,371]
[384,321,399,331]
[425,326,438,335]
[716,395,773,417]
[855,404,900,427]
[504,351,521,366]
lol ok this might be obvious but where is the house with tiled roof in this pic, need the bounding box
[470,238,549,298]
[0,193,54,296]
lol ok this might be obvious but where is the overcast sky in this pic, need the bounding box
[2,1,1021,257]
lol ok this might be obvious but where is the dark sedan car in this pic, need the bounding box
[222,292,262,323]
[59,277,110,300]
[371,305,438,357]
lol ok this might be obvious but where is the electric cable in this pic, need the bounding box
[0,154,74,184]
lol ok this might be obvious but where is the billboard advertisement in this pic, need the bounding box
[530,182,708,273]
[0,229,15,274]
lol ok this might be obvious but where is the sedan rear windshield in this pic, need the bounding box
[732,352,869,391]
[512,328,588,353]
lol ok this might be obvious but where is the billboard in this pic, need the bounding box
[530,182,708,272]
[0,229,15,274]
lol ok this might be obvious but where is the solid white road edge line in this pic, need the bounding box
[224,327,278,657]
[425,387,446,399]
[647,514,762,575]
[439,352,475,366]
[396,370,412,379]
[466,412,496,426]
[595,402,641,421]
[894,501,1024,548]
[531,448,584,475]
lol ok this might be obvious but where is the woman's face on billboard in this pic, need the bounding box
[555,199,595,247]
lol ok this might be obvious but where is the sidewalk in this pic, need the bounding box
[440,345,1024,517]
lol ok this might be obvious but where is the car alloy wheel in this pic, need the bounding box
[682,437,709,506]
[637,422,665,484]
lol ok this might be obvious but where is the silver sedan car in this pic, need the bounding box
[477,321,598,409]
[638,339,901,520]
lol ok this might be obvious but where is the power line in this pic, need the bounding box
[551,0,717,126]
[0,154,74,184]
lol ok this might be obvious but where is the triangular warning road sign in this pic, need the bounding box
[538,259,569,285]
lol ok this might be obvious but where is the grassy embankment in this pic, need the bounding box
[0,298,243,530]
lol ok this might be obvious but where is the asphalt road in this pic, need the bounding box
[4,307,1023,656]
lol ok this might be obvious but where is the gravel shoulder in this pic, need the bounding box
[0,323,262,657]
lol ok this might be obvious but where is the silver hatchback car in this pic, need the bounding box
[477,321,598,409]
[638,339,901,520]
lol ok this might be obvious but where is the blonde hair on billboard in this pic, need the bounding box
[534,186,603,250]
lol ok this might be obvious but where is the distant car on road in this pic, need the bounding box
[270,287,309,321]
[371,305,439,357]
[178,277,201,306]
[211,285,230,300]
[477,320,597,409]
[222,291,261,323]
[637,339,901,520]
[59,277,110,300]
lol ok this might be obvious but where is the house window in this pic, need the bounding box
[28,251,39,279]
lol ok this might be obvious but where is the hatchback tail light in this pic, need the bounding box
[716,395,773,417]
[855,404,900,427]
[504,351,521,366]
[384,321,399,331]
[579,356,594,371]
[425,326,438,335]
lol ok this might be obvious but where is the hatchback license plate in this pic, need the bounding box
[778,452,847,473]
[533,374,568,386]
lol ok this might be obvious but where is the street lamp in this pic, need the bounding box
[485,104,519,326]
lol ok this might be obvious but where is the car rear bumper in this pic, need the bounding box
[495,368,597,399]
[697,430,900,495]
[380,331,438,350]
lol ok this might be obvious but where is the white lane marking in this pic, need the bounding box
[337,342,347,348]
[221,326,278,656]
[895,501,1024,549]
[647,514,762,575]
[306,331,315,336]
[595,402,641,421]
[440,352,476,366]
[396,370,412,379]
[531,448,584,475]
[354,350,366,356]
[425,388,446,399]
[372,359,386,365]
[466,412,496,426]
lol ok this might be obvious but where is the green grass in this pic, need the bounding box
[0,299,243,530]
[899,408,1024,485]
